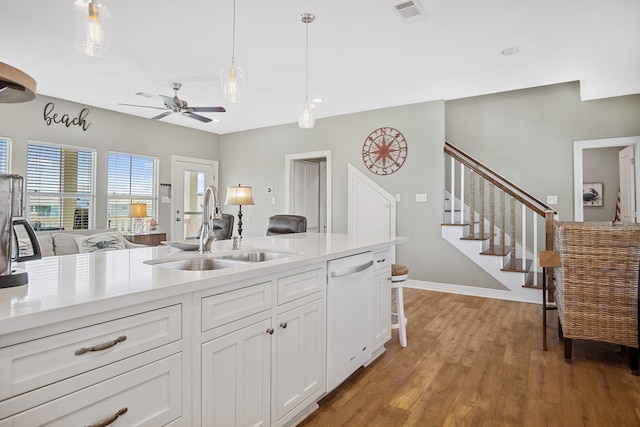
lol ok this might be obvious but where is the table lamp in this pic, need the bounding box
[130,203,147,234]
[224,185,254,238]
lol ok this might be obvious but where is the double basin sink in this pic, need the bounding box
[144,250,297,271]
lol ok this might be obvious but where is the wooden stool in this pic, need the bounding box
[391,264,408,347]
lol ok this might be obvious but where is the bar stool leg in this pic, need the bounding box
[395,285,407,347]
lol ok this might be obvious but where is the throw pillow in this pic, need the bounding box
[75,232,127,253]
[52,233,82,255]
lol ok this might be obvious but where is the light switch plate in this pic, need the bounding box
[416,193,427,202]
[547,195,558,205]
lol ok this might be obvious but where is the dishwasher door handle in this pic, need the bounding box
[330,260,373,278]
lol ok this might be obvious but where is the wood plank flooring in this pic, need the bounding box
[299,288,640,427]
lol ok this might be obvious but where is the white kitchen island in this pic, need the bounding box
[0,232,406,427]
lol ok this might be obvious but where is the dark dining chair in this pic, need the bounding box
[266,215,307,236]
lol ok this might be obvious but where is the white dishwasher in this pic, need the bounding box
[326,251,374,392]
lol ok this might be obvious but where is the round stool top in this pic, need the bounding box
[392,264,409,277]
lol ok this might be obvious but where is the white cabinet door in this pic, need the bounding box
[202,318,272,427]
[274,298,324,423]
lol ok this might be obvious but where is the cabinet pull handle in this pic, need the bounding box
[87,407,128,427]
[280,322,287,329]
[266,328,274,334]
[377,257,386,263]
[75,335,127,356]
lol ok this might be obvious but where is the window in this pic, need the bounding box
[107,152,158,233]
[0,136,11,173]
[26,141,96,230]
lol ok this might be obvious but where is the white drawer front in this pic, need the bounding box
[0,304,182,400]
[277,267,325,306]
[373,250,390,271]
[201,282,272,332]
[1,353,182,427]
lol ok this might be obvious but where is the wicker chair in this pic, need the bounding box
[554,221,640,374]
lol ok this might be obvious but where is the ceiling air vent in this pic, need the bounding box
[392,0,428,24]
[135,91,155,98]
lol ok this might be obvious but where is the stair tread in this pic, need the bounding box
[523,271,544,289]
[461,233,492,241]
[481,246,512,256]
[502,258,531,273]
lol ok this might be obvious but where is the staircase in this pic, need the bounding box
[442,141,556,303]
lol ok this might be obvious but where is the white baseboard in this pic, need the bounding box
[405,279,542,304]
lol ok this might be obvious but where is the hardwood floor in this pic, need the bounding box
[299,288,640,427]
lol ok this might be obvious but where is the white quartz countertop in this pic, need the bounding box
[0,233,407,335]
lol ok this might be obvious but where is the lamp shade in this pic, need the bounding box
[225,186,254,206]
[130,203,147,218]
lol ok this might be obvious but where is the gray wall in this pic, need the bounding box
[220,100,507,290]
[1,81,639,291]
[0,95,220,233]
[445,82,640,224]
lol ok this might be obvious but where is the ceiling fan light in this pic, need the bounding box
[221,59,245,103]
[72,0,111,58]
[298,97,315,129]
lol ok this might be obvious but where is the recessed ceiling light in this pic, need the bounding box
[500,46,520,56]
[211,118,221,123]
[312,97,324,104]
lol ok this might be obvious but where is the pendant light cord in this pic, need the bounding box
[231,0,236,62]
[305,21,309,98]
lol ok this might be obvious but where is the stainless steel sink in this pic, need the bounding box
[149,257,247,271]
[222,250,293,262]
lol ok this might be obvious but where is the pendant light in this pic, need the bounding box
[221,0,245,103]
[72,0,111,57]
[298,13,315,129]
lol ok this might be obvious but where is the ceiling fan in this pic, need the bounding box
[119,82,226,123]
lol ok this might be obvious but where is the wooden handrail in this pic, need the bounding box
[446,140,557,300]
[445,141,555,217]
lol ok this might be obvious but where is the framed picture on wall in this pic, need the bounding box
[583,182,603,207]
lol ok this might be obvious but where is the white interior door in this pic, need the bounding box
[619,145,636,222]
[172,157,217,240]
[293,160,320,232]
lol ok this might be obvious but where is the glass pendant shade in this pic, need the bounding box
[298,13,315,129]
[221,59,245,103]
[298,97,315,129]
[72,0,111,57]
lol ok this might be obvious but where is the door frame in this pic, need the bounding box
[573,136,640,221]
[284,150,332,234]
[171,155,218,239]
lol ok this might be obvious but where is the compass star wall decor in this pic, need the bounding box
[362,127,408,175]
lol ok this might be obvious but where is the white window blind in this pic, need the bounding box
[0,137,10,174]
[107,152,158,233]
[26,141,96,230]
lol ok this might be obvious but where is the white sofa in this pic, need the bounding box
[33,228,145,257]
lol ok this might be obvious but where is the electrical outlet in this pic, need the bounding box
[416,193,427,202]
[547,195,558,205]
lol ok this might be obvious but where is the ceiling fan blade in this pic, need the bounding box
[182,112,212,123]
[191,106,226,113]
[151,111,172,120]
[159,95,178,109]
[119,103,167,110]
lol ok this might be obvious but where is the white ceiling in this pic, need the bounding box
[2,0,639,134]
